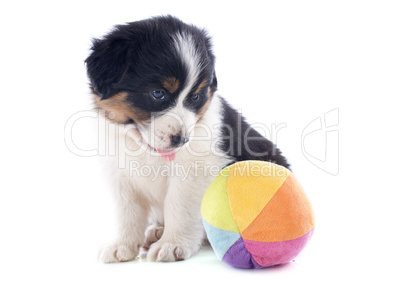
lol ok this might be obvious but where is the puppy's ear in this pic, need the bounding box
[210,71,218,94]
[85,37,130,100]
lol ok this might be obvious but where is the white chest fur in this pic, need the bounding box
[100,95,232,224]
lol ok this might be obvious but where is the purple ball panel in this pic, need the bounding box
[244,227,315,267]
[222,237,263,269]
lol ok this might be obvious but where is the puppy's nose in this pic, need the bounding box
[171,133,189,147]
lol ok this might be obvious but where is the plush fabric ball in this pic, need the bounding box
[201,161,315,269]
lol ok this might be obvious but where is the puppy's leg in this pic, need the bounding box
[147,178,205,262]
[99,183,148,263]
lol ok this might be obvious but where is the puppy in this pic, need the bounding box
[85,15,290,262]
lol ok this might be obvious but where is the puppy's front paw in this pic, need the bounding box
[142,224,164,250]
[99,242,139,263]
[147,240,195,262]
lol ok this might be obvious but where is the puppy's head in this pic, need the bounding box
[86,16,217,160]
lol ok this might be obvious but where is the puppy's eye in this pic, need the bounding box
[192,93,200,101]
[151,90,166,100]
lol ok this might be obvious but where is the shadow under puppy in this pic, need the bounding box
[85,15,290,262]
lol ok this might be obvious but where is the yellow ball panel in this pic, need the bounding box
[201,167,240,233]
[226,161,290,232]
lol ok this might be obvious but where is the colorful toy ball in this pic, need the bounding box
[201,161,315,269]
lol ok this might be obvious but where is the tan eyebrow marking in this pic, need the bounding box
[194,79,208,94]
[162,77,180,93]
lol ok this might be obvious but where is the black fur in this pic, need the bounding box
[219,98,290,169]
[86,15,215,115]
[86,15,290,169]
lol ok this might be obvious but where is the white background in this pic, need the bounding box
[1,0,401,284]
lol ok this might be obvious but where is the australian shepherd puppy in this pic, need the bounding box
[86,15,290,263]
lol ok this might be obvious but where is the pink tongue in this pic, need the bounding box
[156,149,177,161]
